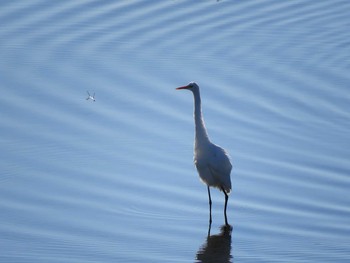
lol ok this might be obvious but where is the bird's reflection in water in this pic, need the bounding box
[196,224,233,263]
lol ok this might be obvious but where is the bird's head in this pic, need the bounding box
[176,81,199,92]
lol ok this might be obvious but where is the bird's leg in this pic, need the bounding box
[207,186,212,225]
[207,220,212,237]
[222,187,229,226]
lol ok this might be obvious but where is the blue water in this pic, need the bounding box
[1,1,350,262]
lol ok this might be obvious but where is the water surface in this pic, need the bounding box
[1,1,350,262]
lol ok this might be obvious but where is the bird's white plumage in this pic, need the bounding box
[177,82,232,193]
[195,142,232,193]
[86,91,96,101]
[177,81,232,225]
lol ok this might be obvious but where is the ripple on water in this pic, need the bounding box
[1,1,350,262]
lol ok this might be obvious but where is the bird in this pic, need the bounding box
[86,91,96,102]
[176,82,232,226]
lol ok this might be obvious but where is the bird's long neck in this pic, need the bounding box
[192,88,210,148]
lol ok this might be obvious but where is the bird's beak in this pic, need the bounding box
[176,85,189,90]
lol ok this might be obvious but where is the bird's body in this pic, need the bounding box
[86,91,96,102]
[194,142,232,193]
[177,82,232,225]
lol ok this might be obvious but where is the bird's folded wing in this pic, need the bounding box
[208,146,232,175]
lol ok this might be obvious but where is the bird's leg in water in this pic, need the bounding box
[207,186,212,225]
[222,187,229,226]
[207,220,212,237]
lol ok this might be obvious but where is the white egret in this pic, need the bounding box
[176,82,232,225]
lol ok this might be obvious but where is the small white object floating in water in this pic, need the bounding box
[86,91,96,102]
